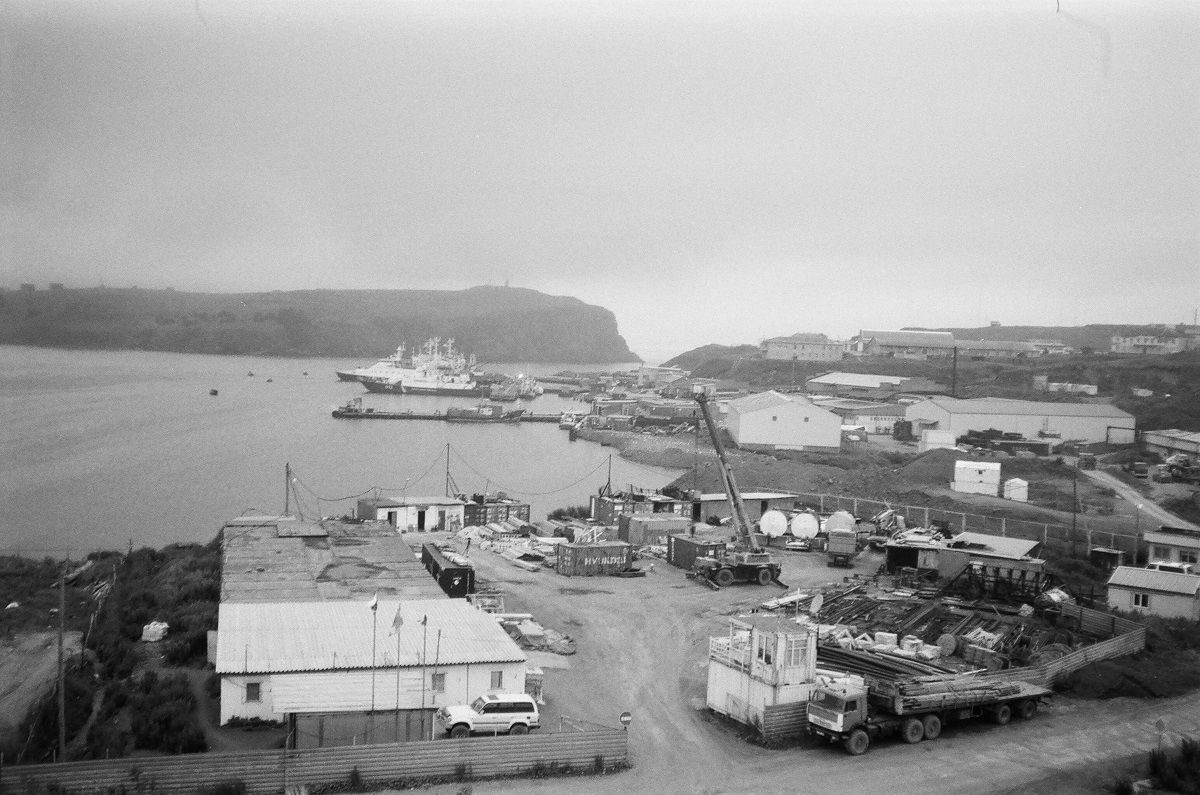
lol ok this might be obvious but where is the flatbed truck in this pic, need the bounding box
[807,675,1051,755]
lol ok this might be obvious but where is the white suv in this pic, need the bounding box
[436,693,540,738]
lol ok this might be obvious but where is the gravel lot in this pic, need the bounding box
[393,532,1200,795]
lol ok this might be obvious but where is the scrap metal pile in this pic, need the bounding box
[768,579,1084,677]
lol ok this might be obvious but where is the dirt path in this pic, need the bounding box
[384,535,1200,795]
[1084,469,1199,530]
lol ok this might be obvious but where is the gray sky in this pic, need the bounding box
[2,0,1197,363]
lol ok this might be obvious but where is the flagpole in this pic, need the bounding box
[369,595,378,743]
[420,616,428,739]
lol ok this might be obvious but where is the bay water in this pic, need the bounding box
[1,345,680,556]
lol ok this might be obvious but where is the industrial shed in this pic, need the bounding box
[904,397,1135,444]
[215,599,527,744]
[726,391,842,452]
[357,495,466,533]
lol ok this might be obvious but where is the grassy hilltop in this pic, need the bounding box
[0,285,638,363]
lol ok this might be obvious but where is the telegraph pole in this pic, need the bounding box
[57,560,66,762]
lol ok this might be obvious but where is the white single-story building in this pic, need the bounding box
[1142,429,1200,459]
[1106,566,1200,620]
[357,496,465,533]
[726,391,842,452]
[1143,526,1200,567]
[215,599,527,744]
[905,397,1136,445]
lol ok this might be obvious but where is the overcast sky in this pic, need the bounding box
[2,0,1197,363]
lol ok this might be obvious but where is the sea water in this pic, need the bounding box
[1,345,680,556]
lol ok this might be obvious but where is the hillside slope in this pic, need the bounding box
[0,286,638,363]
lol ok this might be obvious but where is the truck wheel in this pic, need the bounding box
[1017,699,1038,720]
[756,568,773,586]
[843,728,870,756]
[450,724,471,739]
[901,717,924,744]
[922,714,942,740]
[508,724,528,735]
[991,704,1012,725]
[715,569,735,587]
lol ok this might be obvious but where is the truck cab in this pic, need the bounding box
[807,685,869,737]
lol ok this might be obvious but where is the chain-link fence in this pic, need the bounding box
[791,492,1140,556]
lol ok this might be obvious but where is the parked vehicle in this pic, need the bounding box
[807,676,1050,755]
[826,529,858,568]
[1147,561,1196,575]
[435,693,541,738]
[1164,454,1200,484]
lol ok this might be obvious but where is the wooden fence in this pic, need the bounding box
[0,729,629,795]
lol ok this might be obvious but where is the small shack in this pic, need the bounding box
[619,514,691,546]
[668,535,726,570]
[420,543,475,598]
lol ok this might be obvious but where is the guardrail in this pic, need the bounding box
[1,729,629,795]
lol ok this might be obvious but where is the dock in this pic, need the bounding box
[333,408,562,423]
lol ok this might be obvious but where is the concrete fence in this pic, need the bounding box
[791,491,1142,556]
[0,729,629,795]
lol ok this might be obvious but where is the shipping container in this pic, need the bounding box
[421,543,476,598]
[667,534,727,570]
[619,514,692,546]
[554,541,633,577]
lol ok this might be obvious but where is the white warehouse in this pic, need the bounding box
[726,391,843,452]
[905,397,1136,444]
[216,598,527,746]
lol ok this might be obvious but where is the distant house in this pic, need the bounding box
[460,494,531,528]
[1111,334,1192,355]
[809,397,907,434]
[689,491,797,525]
[1143,526,1200,567]
[1141,429,1200,459]
[1106,566,1200,620]
[847,330,956,359]
[357,496,465,533]
[904,397,1136,444]
[725,391,842,452]
[760,334,844,362]
[215,599,527,744]
[955,339,1040,359]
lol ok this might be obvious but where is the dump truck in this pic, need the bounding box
[688,384,782,587]
[807,675,1051,755]
[1165,454,1200,484]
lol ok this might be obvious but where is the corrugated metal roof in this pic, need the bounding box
[949,531,1040,560]
[728,391,795,412]
[1144,530,1200,549]
[215,599,525,674]
[955,339,1040,352]
[807,372,909,389]
[1143,429,1200,445]
[1107,566,1200,596]
[916,397,1134,419]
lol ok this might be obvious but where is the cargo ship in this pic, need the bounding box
[359,337,487,397]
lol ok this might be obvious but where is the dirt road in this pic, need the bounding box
[394,535,1197,795]
[1083,469,1199,531]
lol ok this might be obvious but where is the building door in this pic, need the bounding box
[387,511,397,528]
[692,501,702,522]
[438,510,446,531]
[417,510,426,531]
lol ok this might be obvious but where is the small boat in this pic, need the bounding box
[445,404,525,423]
[266,378,273,383]
[559,412,579,429]
[248,372,254,377]
[209,389,219,396]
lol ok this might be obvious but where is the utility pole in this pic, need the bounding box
[284,463,290,516]
[57,560,66,762]
[1070,472,1078,557]
[444,443,451,497]
[951,347,958,398]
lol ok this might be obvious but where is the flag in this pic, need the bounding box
[368,592,378,611]
[421,614,427,626]
[390,604,404,633]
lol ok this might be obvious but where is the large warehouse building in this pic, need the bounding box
[904,397,1136,444]
[726,391,842,452]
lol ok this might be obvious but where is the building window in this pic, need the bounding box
[803,416,809,422]
[772,415,777,421]
[1181,551,1198,565]
[1152,547,1171,561]
[490,670,503,690]
[432,672,446,693]
[1133,593,1150,609]
[785,637,805,667]
[756,639,773,665]
[245,682,261,702]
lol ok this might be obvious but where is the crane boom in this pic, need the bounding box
[693,386,759,552]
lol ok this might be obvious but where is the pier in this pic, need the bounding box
[333,408,562,423]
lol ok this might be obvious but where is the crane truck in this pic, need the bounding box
[689,384,782,587]
[807,674,1051,755]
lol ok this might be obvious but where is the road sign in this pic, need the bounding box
[620,711,633,727]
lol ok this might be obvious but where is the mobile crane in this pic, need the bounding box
[690,384,782,587]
